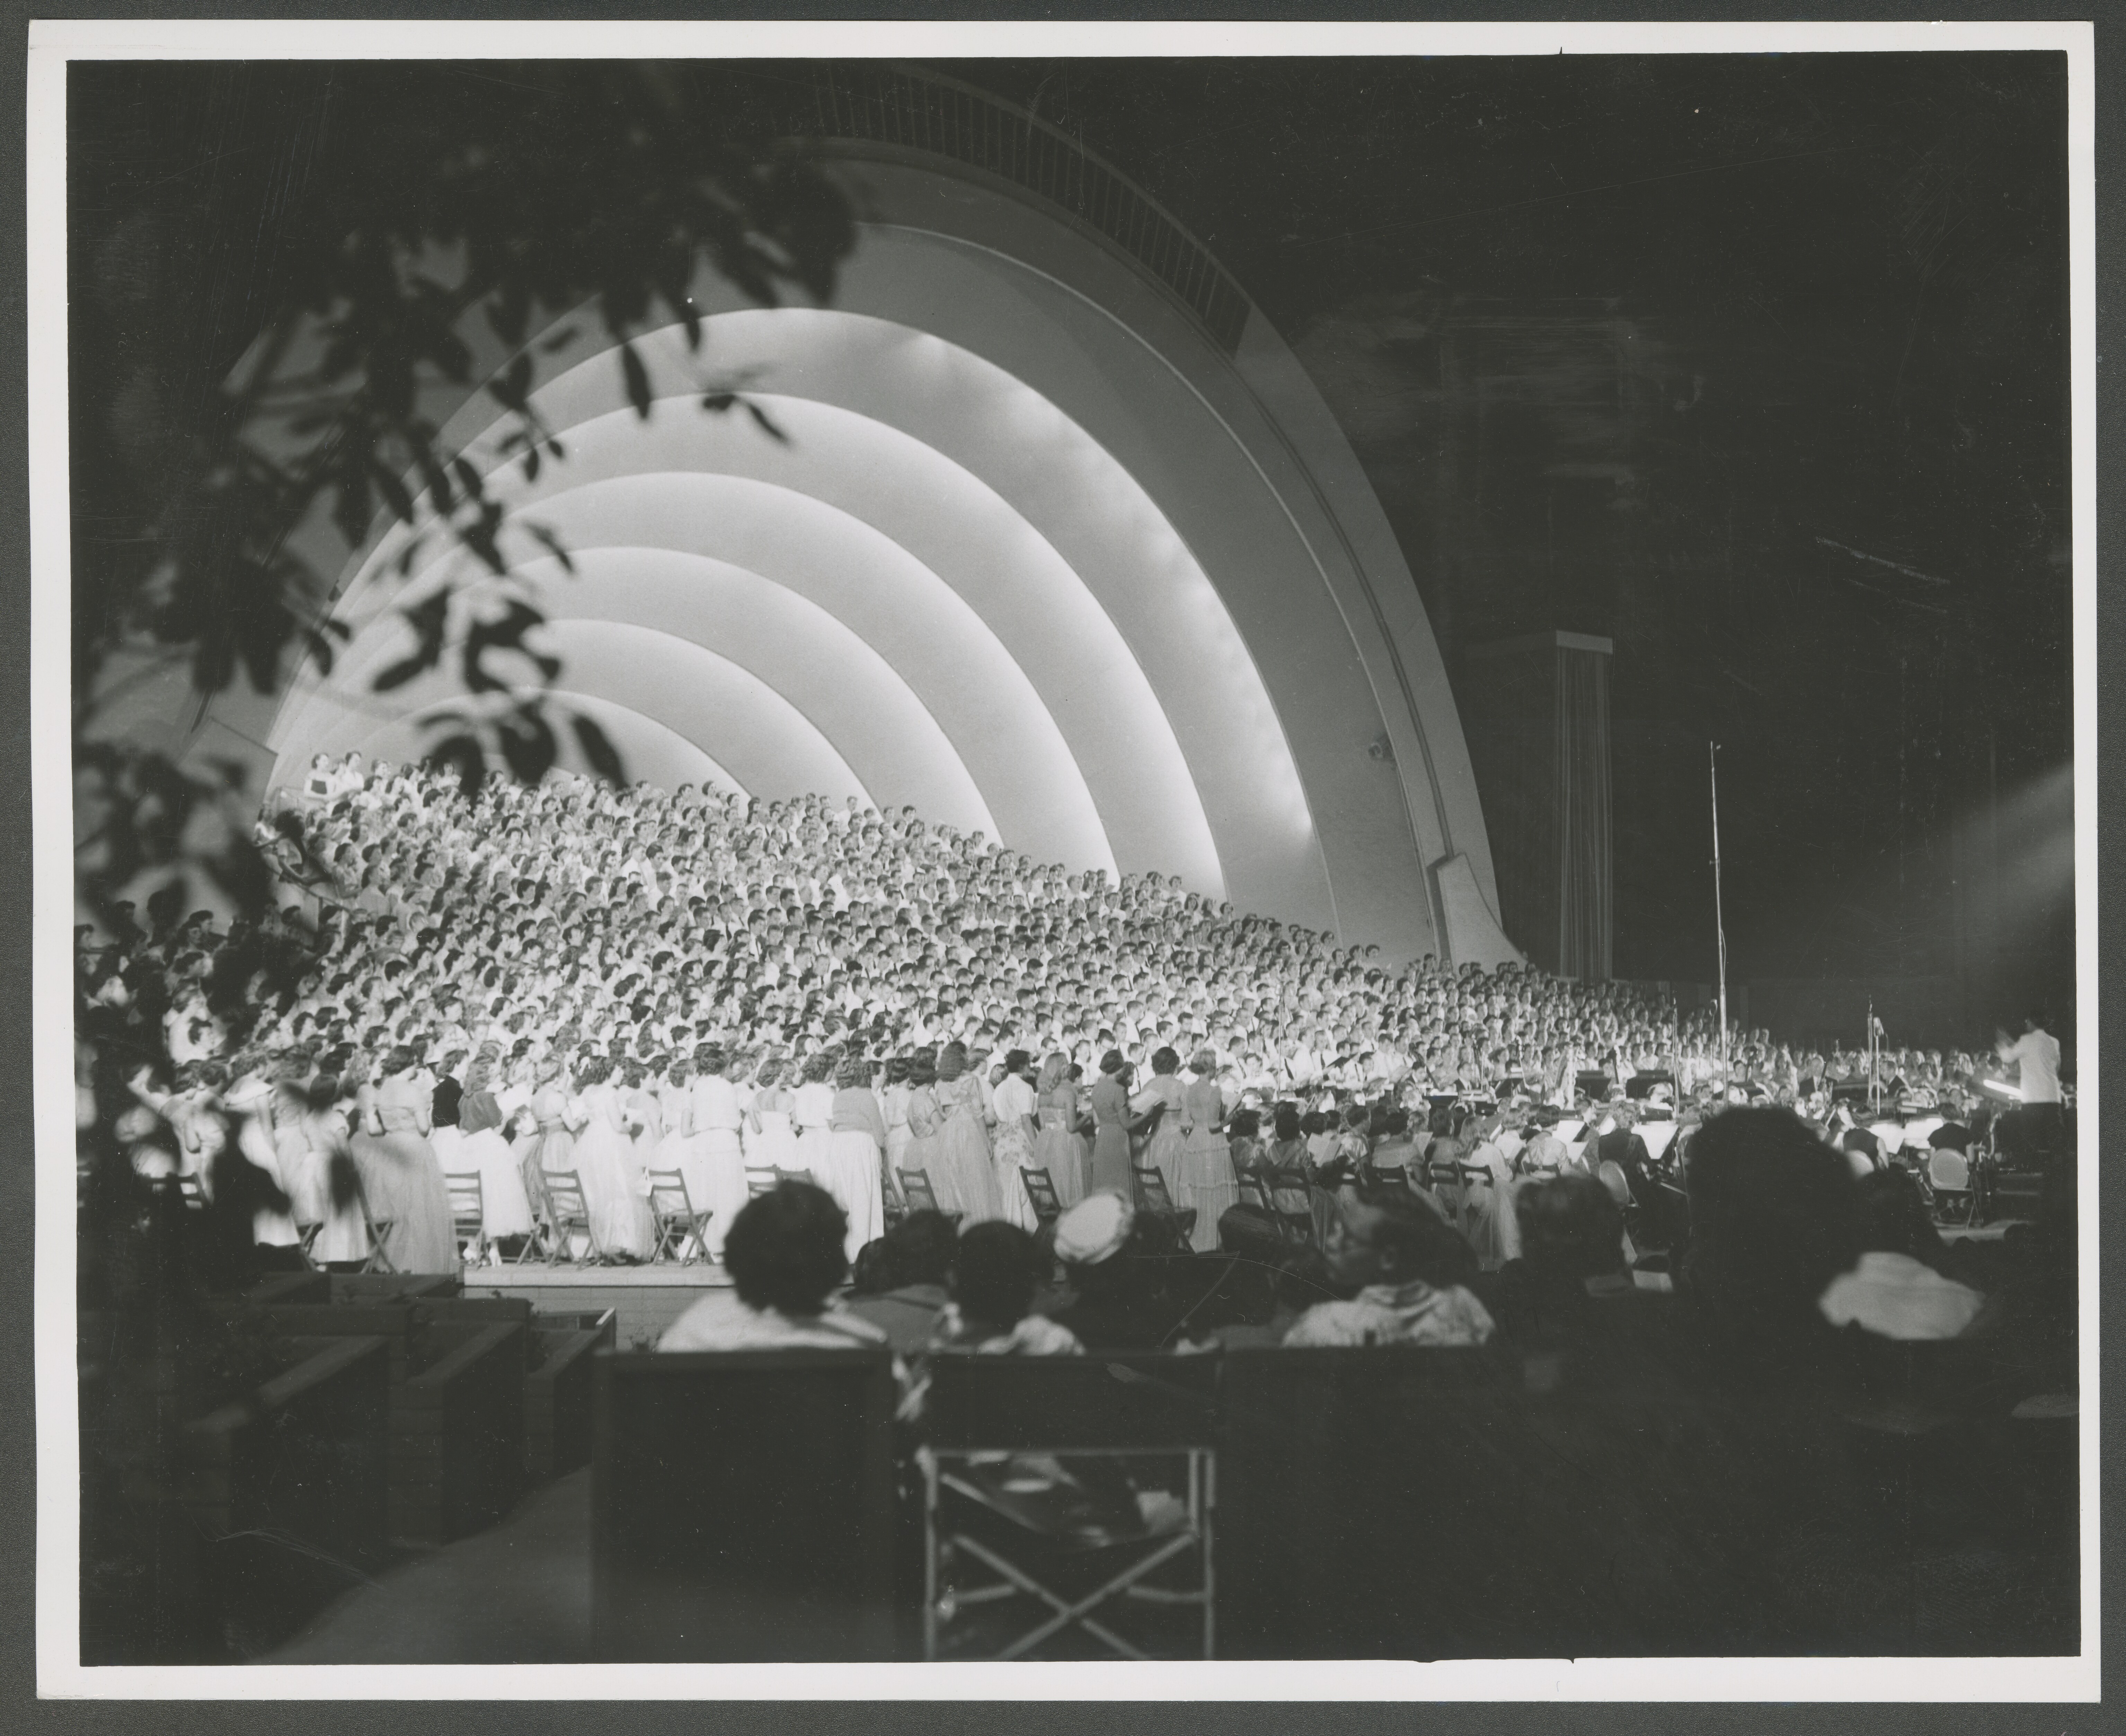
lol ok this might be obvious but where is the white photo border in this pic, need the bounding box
[29,16,2100,1702]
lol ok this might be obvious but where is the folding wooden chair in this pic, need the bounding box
[1361,1163,1410,1194]
[358,1197,398,1274]
[1266,1163,1319,1248]
[897,1168,964,1228]
[175,1175,208,1212]
[882,1150,907,1228]
[1237,1166,1282,1231]
[1421,1156,1464,1218]
[1239,1166,1310,1248]
[543,1170,602,1265]
[919,1355,1218,1661]
[1131,1167,1198,1246]
[445,1171,487,1266]
[646,1168,712,1265]
[1020,1166,1064,1230]
[744,1167,780,1198]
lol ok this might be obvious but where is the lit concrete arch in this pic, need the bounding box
[272,469,1120,876]
[276,541,1003,842]
[281,621,872,809]
[336,691,748,804]
[208,104,1515,962]
[323,390,1221,892]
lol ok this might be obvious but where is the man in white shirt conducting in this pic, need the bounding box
[1994,1008,2066,1168]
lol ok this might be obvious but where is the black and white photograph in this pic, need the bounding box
[35,19,2095,1697]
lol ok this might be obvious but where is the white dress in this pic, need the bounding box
[744,1087,802,1176]
[303,1109,370,1266]
[882,1081,914,1186]
[567,1083,656,1260]
[824,1087,887,1263]
[456,1089,533,1241]
[791,1081,836,1188]
[236,1109,302,1250]
[684,1073,750,1262]
[989,1072,1042,1232]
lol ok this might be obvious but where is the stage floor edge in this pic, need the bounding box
[464,1259,731,1349]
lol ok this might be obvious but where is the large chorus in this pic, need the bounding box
[78,751,2057,1334]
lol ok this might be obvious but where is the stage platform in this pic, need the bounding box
[460,1259,730,1349]
[1940,1220,2023,1243]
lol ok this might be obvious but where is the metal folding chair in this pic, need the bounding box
[1020,1166,1063,1230]
[920,1356,1217,1661]
[646,1168,712,1264]
[1131,1167,1198,1247]
[445,1171,487,1266]
[542,1170,602,1265]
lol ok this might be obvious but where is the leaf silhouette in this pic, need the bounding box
[424,732,487,798]
[372,588,451,692]
[525,522,575,574]
[620,343,653,420]
[571,711,627,786]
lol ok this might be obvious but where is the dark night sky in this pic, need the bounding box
[70,54,2076,1031]
[929,54,2074,1019]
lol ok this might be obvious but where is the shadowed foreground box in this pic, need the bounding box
[591,1349,897,1662]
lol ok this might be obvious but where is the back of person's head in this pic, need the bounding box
[1683,1106,1860,1359]
[953,1221,1043,1328]
[1300,1110,1328,1137]
[847,1237,894,1296]
[1358,1188,1480,1289]
[882,1208,957,1288]
[1273,1102,1301,1143]
[721,1180,850,1315]
[1515,1174,1627,1281]
[1228,1107,1261,1140]
[1152,1046,1180,1076]
[1852,1168,1951,1269]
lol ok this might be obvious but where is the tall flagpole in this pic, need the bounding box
[1711,741,1729,1078]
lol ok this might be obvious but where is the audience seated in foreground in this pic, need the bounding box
[1044,1192,1209,1352]
[929,1221,1082,1356]
[1282,1187,1495,1348]
[842,1210,958,1353]
[1818,1168,1986,1343]
[659,1181,885,1351]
